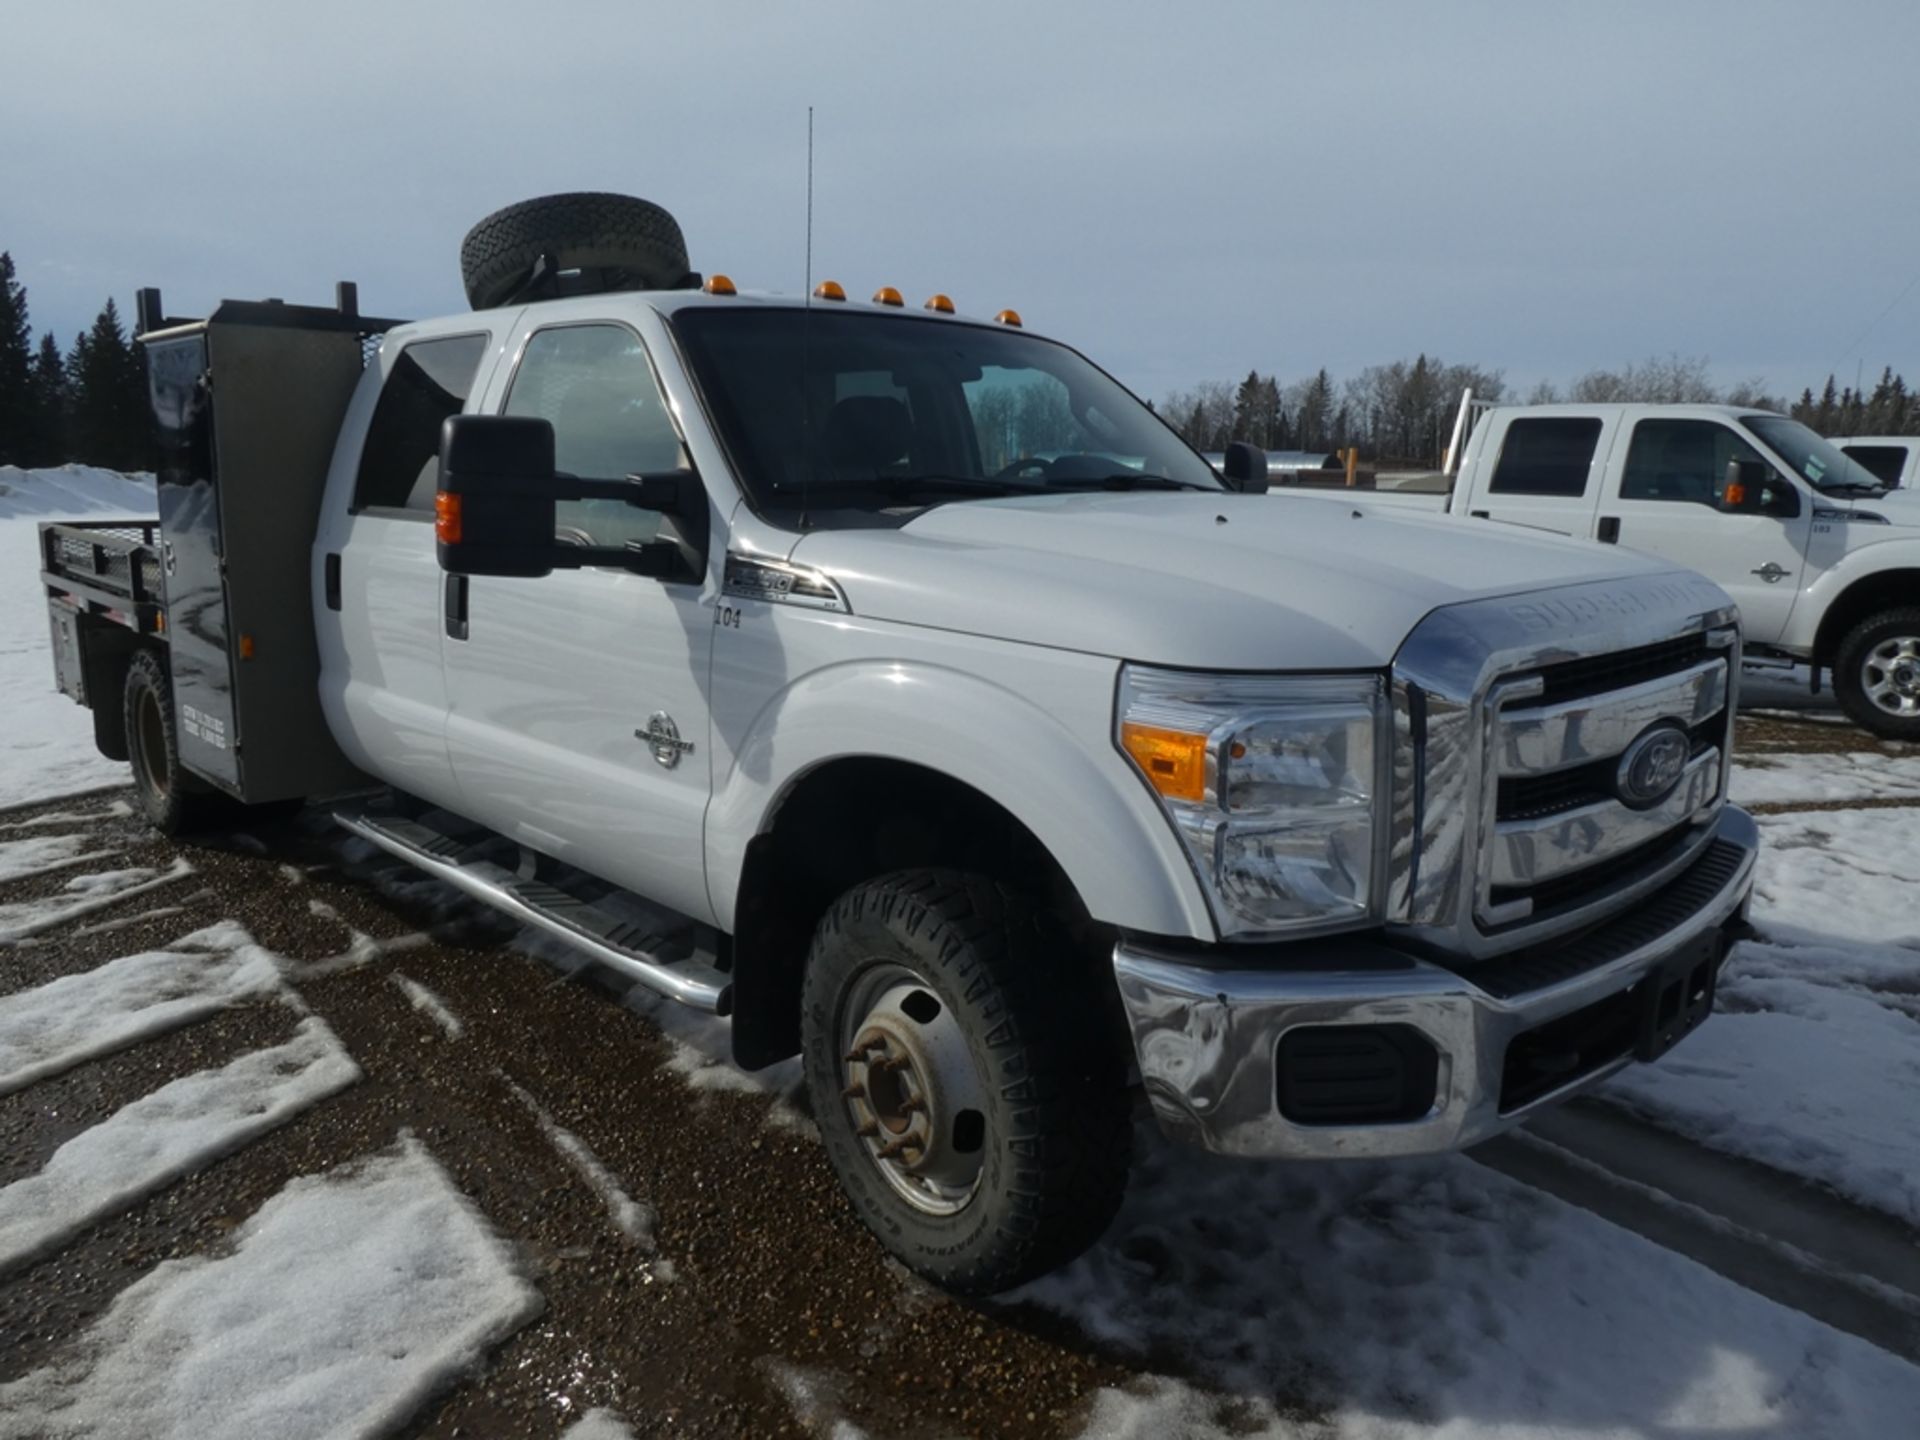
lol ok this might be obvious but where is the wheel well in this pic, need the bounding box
[80,620,147,763]
[726,758,1095,1070]
[1813,571,1920,669]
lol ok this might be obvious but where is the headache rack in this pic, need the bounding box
[41,283,405,805]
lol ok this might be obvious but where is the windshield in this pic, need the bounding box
[672,307,1221,526]
[1741,414,1886,494]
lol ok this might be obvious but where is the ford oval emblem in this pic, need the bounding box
[1615,722,1691,810]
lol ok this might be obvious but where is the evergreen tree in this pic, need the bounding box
[28,334,68,465]
[68,299,148,470]
[0,252,34,465]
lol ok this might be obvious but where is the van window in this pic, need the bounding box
[503,324,686,550]
[1841,445,1909,486]
[353,334,487,513]
[1487,418,1602,497]
[1622,419,1767,505]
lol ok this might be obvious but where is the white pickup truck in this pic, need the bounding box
[40,194,1758,1292]
[1357,402,1920,739]
[1833,436,1920,490]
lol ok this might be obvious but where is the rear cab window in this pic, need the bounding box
[1841,445,1910,486]
[353,334,489,515]
[1487,418,1603,497]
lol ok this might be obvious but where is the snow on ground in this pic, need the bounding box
[1731,749,1920,806]
[0,1017,359,1274]
[0,920,283,1095]
[503,1074,658,1253]
[561,1410,638,1440]
[0,858,195,944]
[390,971,465,1039]
[0,469,156,809]
[0,832,118,883]
[1022,1137,1920,1439]
[0,1136,541,1440]
[1746,807,1920,947]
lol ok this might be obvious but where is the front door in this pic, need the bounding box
[440,320,718,923]
[1599,413,1811,643]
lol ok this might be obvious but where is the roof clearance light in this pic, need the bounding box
[924,293,955,314]
[872,285,904,307]
[703,274,738,296]
[994,309,1023,327]
[813,279,847,301]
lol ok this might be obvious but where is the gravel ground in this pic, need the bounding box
[0,705,1898,1438]
[0,797,1137,1438]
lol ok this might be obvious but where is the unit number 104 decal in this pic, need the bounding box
[714,604,742,629]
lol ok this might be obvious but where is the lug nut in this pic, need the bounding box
[842,1083,866,1100]
[872,1054,911,1073]
[902,1095,927,1114]
[857,1120,880,1138]
[876,1135,920,1160]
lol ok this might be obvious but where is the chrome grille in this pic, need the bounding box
[1387,570,1741,962]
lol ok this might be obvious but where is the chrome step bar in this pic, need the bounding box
[333,811,731,1015]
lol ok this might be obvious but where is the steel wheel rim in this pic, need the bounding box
[136,688,170,798]
[1862,637,1920,717]
[836,960,988,1217]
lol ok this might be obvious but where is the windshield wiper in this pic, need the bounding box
[874,474,1042,499]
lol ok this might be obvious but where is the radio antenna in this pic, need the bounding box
[800,105,815,532]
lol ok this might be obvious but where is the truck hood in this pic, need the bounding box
[788,491,1680,669]
[1836,488,1920,529]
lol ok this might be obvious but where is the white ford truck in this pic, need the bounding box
[41,194,1758,1292]
[1357,402,1920,738]
[1833,436,1920,490]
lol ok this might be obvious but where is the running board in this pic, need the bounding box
[332,810,732,1015]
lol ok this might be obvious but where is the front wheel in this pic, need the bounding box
[1834,608,1920,741]
[800,871,1132,1294]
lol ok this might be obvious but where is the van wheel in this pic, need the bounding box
[1835,608,1920,741]
[123,651,223,835]
[800,870,1132,1294]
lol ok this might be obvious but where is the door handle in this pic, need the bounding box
[1597,517,1620,544]
[444,574,469,640]
[1751,562,1790,583]
[324,553,342,611]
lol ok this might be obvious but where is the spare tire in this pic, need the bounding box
[459,192,691,311]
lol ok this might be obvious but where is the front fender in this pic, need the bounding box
[703,655,1216,941]
[1780,536,1920,654]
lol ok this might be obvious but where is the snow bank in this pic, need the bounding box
[1751,808,1920,946]
[0,469,156,808]
[0,1017,359,1273]
[0,858,195,944]
[0,921,282,1095]
[1020,1138,1920,1439]
[0,832,118,883]
[0,1136,541,1440]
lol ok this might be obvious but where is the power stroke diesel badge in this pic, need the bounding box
[1615,721,1691,810]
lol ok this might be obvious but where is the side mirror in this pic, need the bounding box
[1222,441,1271,494]
[1716,458,1772,514]
[436,415,560,577]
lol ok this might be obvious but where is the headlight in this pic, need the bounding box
[1117,666,1386,938]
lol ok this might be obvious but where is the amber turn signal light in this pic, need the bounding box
[703,274,738,296]
[1120,722,1208,803]
[813,279,847,301]
[872,285,903,306]
[434,491,462,545]
[923,293,955,314]
[994,309,1022,327]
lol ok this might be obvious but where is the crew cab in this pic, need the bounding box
[1355,401,1920,738]
[39,194,1759,1292]
[1833,436,1920,490]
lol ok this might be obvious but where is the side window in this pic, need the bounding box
[504,324,686,549]
[1487,418,1602,497]
[1622,419,1766,506]
[1842,445,1909,486]
[353,334,487,512]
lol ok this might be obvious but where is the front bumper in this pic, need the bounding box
[1113,805,1759,1159]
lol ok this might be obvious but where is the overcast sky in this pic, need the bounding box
[5,1,1916,404]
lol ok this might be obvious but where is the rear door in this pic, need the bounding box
[1598,411,1811,641]
[1461,412,1614,536]
[440,317,718,923]
[320,330,496,809]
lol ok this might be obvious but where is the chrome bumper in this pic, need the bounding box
[1113,805,1759,1160]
